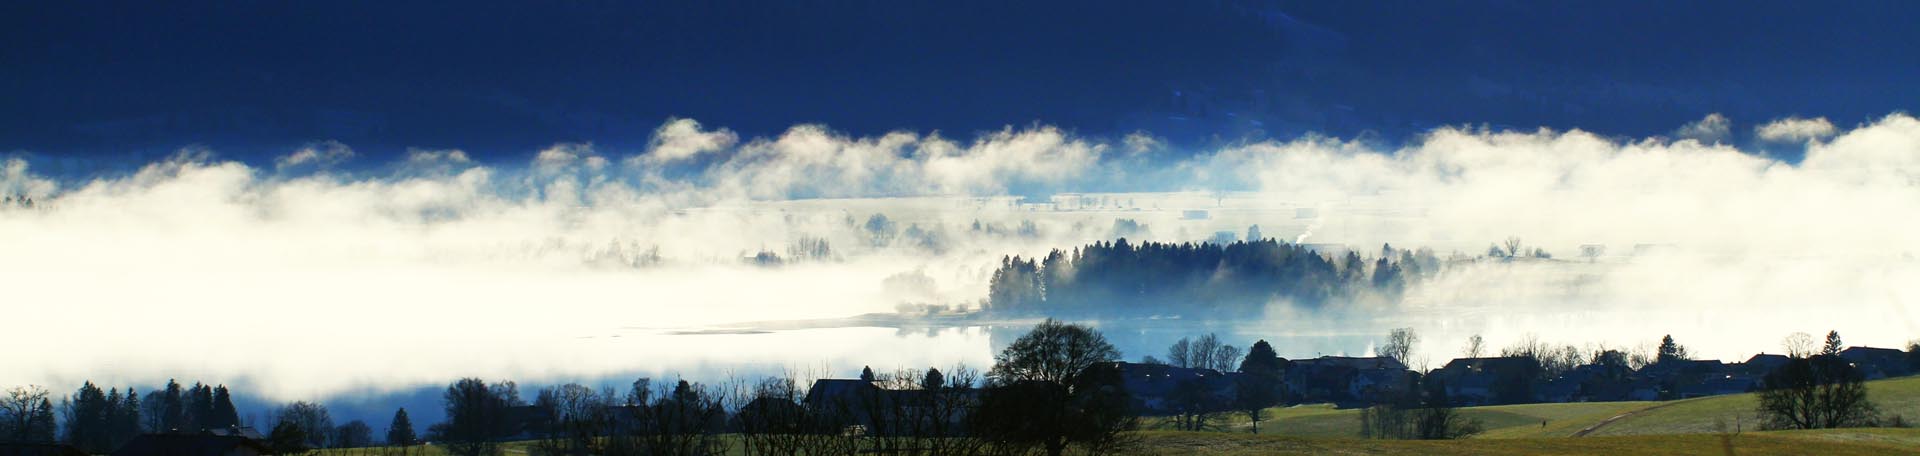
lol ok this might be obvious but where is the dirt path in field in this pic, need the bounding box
[1570,401,1688,437]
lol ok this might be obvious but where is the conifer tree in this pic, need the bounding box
[114,389,142,445]
[102,388,123,446]
[923,368,946,390]
[386,408,417,447]
[1822,330,1845,356]
[30,398,56,443]
[66,382,111,453]
[188,383,214,430]
[160,380,185,431]
[211,385,240,429]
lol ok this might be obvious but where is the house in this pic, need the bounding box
[202,427,267,441]
[1625,377,1661,401]
[805,379,883,418]
[1537,376,1583,403]
[501,405,554,440]
[0,443,87,456]
[1430,357,1541,405]
[111,433,270,456]
[1112,362,1232,414]
[1673,371,1757,398]
[1635,359,1726,400]
[1349,367,1416,404]
[1445,372,1499,405]
[735,396,813,433]
[1553,362,1636,402]
[1285,356,1407,404]
[1743,354,1791,377]
[1840,346,1913,379]
[802,378,978,435]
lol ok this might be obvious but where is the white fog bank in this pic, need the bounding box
[3,114,1919,400]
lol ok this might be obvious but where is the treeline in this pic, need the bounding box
[0,380,241,453]
[988,238,1442,316]
[414,320,1133,456]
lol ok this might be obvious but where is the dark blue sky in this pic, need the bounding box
[5,1,1917,165]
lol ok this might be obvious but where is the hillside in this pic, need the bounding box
[1585,374,1920,436]
[1144,375,1920,439]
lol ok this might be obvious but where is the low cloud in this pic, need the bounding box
[636,118,738,165]
[1756,116,1839,142]
[1672,112,1732,143]
[275,140,356,170]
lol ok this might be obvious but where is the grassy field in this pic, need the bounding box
[1144,375,1920,440]
[1587,374,1920,436]
[1143,400,1657,438]
[1131,428,1920,455]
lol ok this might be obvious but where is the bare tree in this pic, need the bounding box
[334,420,373,448]
[532,383,611,456]
[1543,345,1585,378]
[1502,236,1522,257]
[1,385,56,443]
[1190,335,1222,371]
[271,401,335,450]
[1502,333,1549,360]
[1210,344,1244,374]
[607,379,731,456]
[1783,332,1816,358]
[1166,338,1191,368]
[1462,334,1485,359]
[1169,333,1239,371]
[435,378,522,456]
[1380,328,1418,367]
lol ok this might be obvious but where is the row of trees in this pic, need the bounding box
[42,380,243,453]
[987,239,1443,317]
[249,400,410,455]
[0,379,414,455]
[1432,329,1900,431]
[416,319,1134,456]
[1140,331,1477,440]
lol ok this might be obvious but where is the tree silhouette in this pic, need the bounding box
[1380,328,1418,367]
[334,420,373,448]
[387,408,418,448]
[63,382,114,453]
[267,420,309,455]
[1757,355,1878,429]
[188,383,214,430]
[210,385,239,429]
[273,401,334,450]
[977,319,1133,456]
[986,239,1417,317]
[1822,330,1844,356]
[1656,335,1690,364]
[922,368,946,390]
[159,380,185,432]
[436,378,522,456]
[1,386,57,443]
[989,319,1122,385]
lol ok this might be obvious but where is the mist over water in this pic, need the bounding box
[6,114,1920,426]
